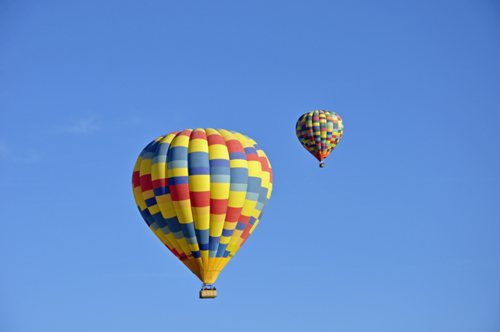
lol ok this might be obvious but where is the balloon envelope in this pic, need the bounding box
[296,110,343,164]
[132,128,273,284]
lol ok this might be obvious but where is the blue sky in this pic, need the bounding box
[1,1,500,331]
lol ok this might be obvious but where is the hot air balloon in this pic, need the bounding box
[296,110,343,168]
[132,128,273,299]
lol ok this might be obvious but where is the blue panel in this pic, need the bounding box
[151,211,166,228]
[167,160,188,169]
[248,216,257,226]
[245,192,259,202]
[150,221,159,231]
[230,183,247,192]
[210,174,230,183]
[160,225,171,235]
[230,168,248,184]
[198,243,209,251]
[154,186,170,196]
[168,176,189,185]
[209,166,231,175]
[172,230,184,240]
[145,197,157,207]
[139,207,152,226]
[247,176,262,193]
[216,243,228,257]
[235,222,247,231]
[209,159,230,167]
[155,141,170,157]
[152,154,167,164]
[185,236,197,245]
[221,228,234,237]
[165,216,182,233]
[188,167,210,175]
[188,151,209,167]
[167,146,188,162]
[195,229,209,245]
[229,152,246,160]
[244,147,257,155]
[141,208,151,218]
[146,140,160,152]
[258,188,269,203]
[181,223,197,241]
[209,236,221,244]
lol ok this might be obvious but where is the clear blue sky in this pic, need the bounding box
[1,1,500,331]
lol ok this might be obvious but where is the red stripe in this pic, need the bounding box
[226,139,244,153]
[152,178,168,189]
[210,199,228,214]
[238,215,251,224]
[168,246,180,258]
[132,171,141,188]
[191,191,210,207]
[269,170,273,184]
[140,175,153,191]
[246,154,259,162]
[259,157,270,173]
[190,130,207,140]
[225,206,243,222]
[170,184,190,201]
[179,129,192,137]
[207,133,226,146]
[241,224,252,241]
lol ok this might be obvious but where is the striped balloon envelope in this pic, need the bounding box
[296,110,343,167]
[132,128,273,285]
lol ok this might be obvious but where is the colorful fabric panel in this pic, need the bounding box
[132,129,273,284]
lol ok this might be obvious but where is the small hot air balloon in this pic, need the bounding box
[132,128,273,298]
[296,110,343,167]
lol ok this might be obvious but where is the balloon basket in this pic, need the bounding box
[319,163,325,168]
[199,284,217,299]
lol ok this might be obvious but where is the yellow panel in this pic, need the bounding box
[173,134,190,147]
[151,162,166,181]
[230,159,248,168]
[142,189,155,200]
[174,208,193,223]
[209,220,224,236]
[192,206,210,217]
[140,159,152,175]
[219,236,231,244]
[155,194,172,204]
[227,191,246,206]
[168,167,188,177]
[148,205,160,215]
[247,160,262,177]
[133,187,147,210]
[205,128,219,136]
[210,183,230,199]
[174,200,192,209]
[189,175,210,191]
[133,157,142,172]
[242,200,258,216]
[188,138,209,153]
[208,145,229,159]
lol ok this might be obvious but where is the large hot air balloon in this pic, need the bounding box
[296,110,343,167]
[132,128,273,298]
